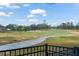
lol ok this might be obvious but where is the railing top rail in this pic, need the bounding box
[48,45,73,49]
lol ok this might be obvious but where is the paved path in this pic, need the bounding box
[0,37,47,51]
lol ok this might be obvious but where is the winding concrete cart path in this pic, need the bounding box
[0,37,47,51]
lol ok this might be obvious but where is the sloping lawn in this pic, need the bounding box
[44,36,79,47]
[0,29,73,45]
[33,29,73,36]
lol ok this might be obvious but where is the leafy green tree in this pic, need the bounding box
[37,24,51,30]
[76,22,79,29]
[56,22,74,29]
[17,25,24,31]
[6,24,18,31]
[30,24,37,30]
[24,26,31,31]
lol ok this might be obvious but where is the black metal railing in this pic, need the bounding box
[0,44,79,56]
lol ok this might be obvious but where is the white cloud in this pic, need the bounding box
[15,19,26,22]
[42,14,47,16]
[63,19,76,23]
[69,19,76,22]
[0,12,14,16]
[27,14,35,18]
[0,3,10,7]
[23,4,30,7]
[11,5,20,8]
[0,12,6,16]
[28,18,39,23]
[62,19,78,25]
[30,9,47,16]
[0,3,20,9]
[8,12,14,15]
[0,6,4,9]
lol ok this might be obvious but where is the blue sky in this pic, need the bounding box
[0,3,79,26]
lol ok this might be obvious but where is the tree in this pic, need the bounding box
[5,23,51,31]
[0,24,6,32]
[56,22,74,29]
[17,25,24,31]
[37,24,51,30]
[56,23,67,29]
[66,22,74,29]
[24,26,31,31]
[30,24,37,30]
[76,22,79,29]
[6,24,18,31]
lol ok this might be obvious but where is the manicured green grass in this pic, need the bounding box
[44,36,79,47]
[34,29,73,36]
[46,36,79,42]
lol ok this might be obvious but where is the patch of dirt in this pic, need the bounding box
[67,30,79,36]
[1,41,7,43]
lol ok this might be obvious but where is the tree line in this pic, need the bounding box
[0,21,79,32]
[0,23,51,31]
[53,22,79,29]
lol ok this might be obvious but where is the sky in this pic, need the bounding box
[0,3,79,26]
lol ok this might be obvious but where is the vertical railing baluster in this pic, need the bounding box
[27,48,28,56]
[73,47,79,56]
[53,46,56,55]
[51,45,53,56]
[59,47,60,56]
[67,48,68,56]
[51,46,54,56]
[34,47,35,56]
[4,52,6,56]
[45,44,48,56]
[63,47,65,56]
[48,45,49,55]
[48,45,50,56]
[30,47,32,56]
[15,50,16,56]
[44,45,45,56]
[10,51,11,56]
[23,49,24,56]
[55,46,57,56]
[19,49,20,56]
[24,49,26,55]
[73,47,76,56]
[42,45,44,56]
[40,46,41,56]
[37,47,38,56]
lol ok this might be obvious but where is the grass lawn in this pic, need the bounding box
[34,29,73,36]
[44,36,79,47]
[0,29,78,46]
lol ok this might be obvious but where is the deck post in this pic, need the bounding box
[45,44,48,56]
[74,47,79,56]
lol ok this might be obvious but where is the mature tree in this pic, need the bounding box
[75,22,79,29]
[56,22,74,29]
[24,26,31,31]
[6,24,18,31]
[17,25,24,31]
[56,23,67,29]
[30,24,37,30]
[5,23,51,31]
[66,22,74,29]
[37,24,51,30]
[0,24,6,32]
